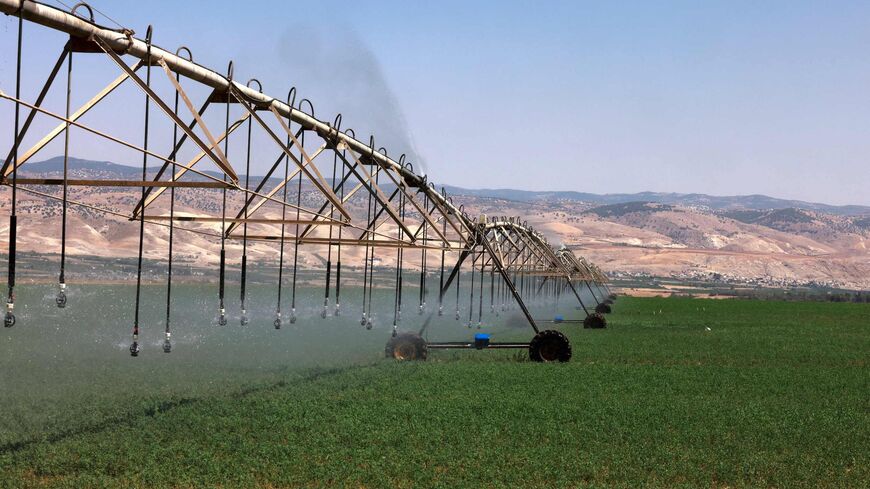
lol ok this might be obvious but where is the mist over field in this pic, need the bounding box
[0,280,595,448]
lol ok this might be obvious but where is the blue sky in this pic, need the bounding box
[2,0,869,205]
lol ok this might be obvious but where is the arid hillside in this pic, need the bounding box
[1,159,868,290]
[457,199,870,290]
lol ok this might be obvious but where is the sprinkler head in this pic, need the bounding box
[240,311,249,326]
[163,337,172,353]
[274,316,282,330]
[360,313,367,327]
[4,301,14,328]
[466,321,472,329]
[477,322,482,329]
[218,314,227,326]
[397,310,402,323]
[334,303,341,317]
[454,310,460,321]
[320,305,327,319]
[56,283,67,308]
[290,308,297,324]
[438,306,443,316]
[365,318,373,330]
[129,341,140,357]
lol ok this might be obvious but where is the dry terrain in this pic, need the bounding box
[1,158,868,290]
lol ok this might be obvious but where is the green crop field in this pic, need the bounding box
[0,285,867,488]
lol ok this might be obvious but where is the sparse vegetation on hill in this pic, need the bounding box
[723,208,815,231]
[582,201,676,218]
[852,216,870,230]
[721,209,767,224]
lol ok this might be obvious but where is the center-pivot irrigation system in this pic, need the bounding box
[1,0,616,362]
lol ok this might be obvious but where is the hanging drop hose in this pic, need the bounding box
[55,46,73,309]
[477,244,485,329]
[273,138,289,330]
[365,149,379,330]
[509,231,518,310]
[360,205,371,326]
[322,151,337,319]
[217,61,233,327]
[274,88,295,330]
[360,147,374,327]
[239,79,259,326]
[454,252,461,321]
[130,27,154,357]
[498,268,504,312]
[289,111,309,325]
[398,191,406,313]
[5,3,23,328]
[163,97,176,352]
[418,206,427,314]
[335,130,348,317]
[509,255,517,310]
[163,46,190,352]
[518,249,526,310]
[289,162,302,325]
[395,188,406,328]
[437,203,447,316]
[489,248,495,316]
[467,248,476,329]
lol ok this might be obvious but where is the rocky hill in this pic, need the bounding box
[1,158,868,290]
[443,186,870,216]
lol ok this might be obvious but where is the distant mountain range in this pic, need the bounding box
[24,157,217,179]
[21,157,870,216]
[441,185,870,216]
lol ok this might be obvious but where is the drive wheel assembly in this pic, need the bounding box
[595,303,612,314]
[385,333,428,361]
[583,313,607,329]
[529,330,572,362]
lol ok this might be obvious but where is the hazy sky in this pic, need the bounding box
[2,0,869,205]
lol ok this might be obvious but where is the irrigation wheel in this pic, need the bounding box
[385,333,428,361]
[583,313,607,329]
[528,330,572,362]
[595,303,612,314]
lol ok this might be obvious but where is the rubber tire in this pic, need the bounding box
[385,333,428,361]
[529,330,572,362]
[583,313,607,329]
[595,303,612,314]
